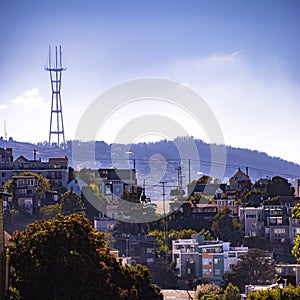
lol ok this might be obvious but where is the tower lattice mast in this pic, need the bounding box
[45,45,66,145]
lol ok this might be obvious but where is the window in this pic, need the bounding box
[251,223,257,228]
[246,214,256,219]
[115,186,121,193]
[274,228,286,235]
[105,185,112,194]
[215,269,221,276]
[147,258,154,263]
[203,268,212,275]
[202,247,221,253]
[203,258,212,265]
[18,189,26,196]
[17,180,24,188]
[146,248,155,254]
[214,258,220,264]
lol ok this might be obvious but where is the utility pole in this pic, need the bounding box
[159,181,168,288]
[160,181,167,216]
[175,166,181,190]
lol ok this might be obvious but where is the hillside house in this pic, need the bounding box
[0,148,69,193]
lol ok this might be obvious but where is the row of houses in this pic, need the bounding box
[0,148,69,192]
[172,234,300,290]
[0,148,140,216]
[172,234,249,288]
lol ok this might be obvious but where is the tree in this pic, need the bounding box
[265,176,294,197]
[61,190,85,215]
[222,249,275,293]
[292,233,300,263]
[117,191,157,225]
[292,203,300,219]
[147,258,178,289]
[243,190,264,207]
[247,284,300,300]
[224,283,240,300]
[195,284,222,299]
[242,236,271,251]
[8,214,163,300]
[77,168,99,186]
[39,203,62,220]
[211,208,243,246]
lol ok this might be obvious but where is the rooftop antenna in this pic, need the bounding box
[45,45,66,146]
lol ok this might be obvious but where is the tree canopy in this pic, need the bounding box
[292,233,300,263]
[61,190,85,215]
[265,176,294,197]
[222,248,275,293]
[292,203,300,219]
[247,284,300,300]
[8,214,162,300]
[211,208,243,246]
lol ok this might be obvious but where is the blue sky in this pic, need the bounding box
[0,0,299,164]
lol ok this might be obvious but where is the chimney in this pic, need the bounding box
[33,149,37,161]
[246,166,249,177]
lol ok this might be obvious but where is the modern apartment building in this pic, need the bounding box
[172,235,248,288]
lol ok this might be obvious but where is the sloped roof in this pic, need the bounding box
[14,155,29,162]
[230,167,249,180]
[192,183,227,196]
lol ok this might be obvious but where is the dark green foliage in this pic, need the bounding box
[147,258,178,289]
[243,189,264,207]
[222,249,275,293]
[167,209,212,232]
[61,190,85,215]
[8,214,163,300]
[211,208,243,246]
[242,236,271,251]
[265,176,294,197]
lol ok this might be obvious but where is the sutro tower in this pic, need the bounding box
[45,45,66,145]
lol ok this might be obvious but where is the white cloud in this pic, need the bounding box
[0,104,7,111]
[12,88,46,105]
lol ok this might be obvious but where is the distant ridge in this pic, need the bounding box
[0,138,299,183]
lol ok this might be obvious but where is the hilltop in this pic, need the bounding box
[1,137,299,187]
